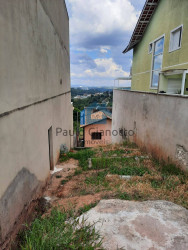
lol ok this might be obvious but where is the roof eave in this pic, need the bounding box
[81,117,112,128]
[123,0,160,54]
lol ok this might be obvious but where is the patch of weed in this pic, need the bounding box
[153,159,186,177]
[91,158,110,170]
[79,189,93,196]
[20,208,103,249]
[70,150,95,170]
[118,191,131,200]
[160,163,185,176]
[85,171,108,186]
[101,149,126,158]
[74,168,83,176]
[61,180,68,185]
[68,150,94,160]
[66,175,73,180]
[77,202,98,215]
[122,140,138,149]
[150,179,162,189]
[131,191,143,201]
[125,150,132,154]
[117,190,144,201]
[59,149,95,169]
[59,153,70,162]
[164,177,180,190]
[91,157,150,176]
[56,175,62,179]
[179,175,187,184]
[109,165,150,176]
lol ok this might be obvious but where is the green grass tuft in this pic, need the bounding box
[91,157,150,176]
[150,179,162,189]
[122,140,138,148]
[20,208,103,250]
[56,175,62,179]
[77,202,98,215]
[118,191,131,200]
[61,180,68,185]
[60,149,95,170]
[160,163,185,176]
[74,168,83,176]
[85,171,108,186]
[101,149,126,157]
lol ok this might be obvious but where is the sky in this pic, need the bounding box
[65,0,146,87]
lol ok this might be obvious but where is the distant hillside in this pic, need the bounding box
[71,87,113,97]
[72,90,113,131]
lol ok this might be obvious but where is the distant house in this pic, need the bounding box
[94,93,102,96]
[74,95,81,99]
[123,0,188,96]
[81,94,91,99]
[74,94,91,99]
[80,104,112,148]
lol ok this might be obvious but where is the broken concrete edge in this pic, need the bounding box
[176,145,188,169]
[106,174,132,180]
[0,173,51,250]
[90,156,149,160]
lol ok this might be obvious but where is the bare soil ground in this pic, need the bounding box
[43,143,188,213]
[14,143,188,249]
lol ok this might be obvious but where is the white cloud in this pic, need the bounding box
[72,58,129,79]
[67,0,139,47]
[100,46,110,53]
[65,0,141,87]
[100,48,108,54]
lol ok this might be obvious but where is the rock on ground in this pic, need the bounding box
[80,199,188,250]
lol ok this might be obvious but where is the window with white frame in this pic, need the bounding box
[169,25,183,52]
[151,36,165,88]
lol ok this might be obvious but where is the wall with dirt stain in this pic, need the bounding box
[0,0,73,243]
[112,90,188,170]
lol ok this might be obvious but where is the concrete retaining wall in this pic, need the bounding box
[0,0,72,243]
[112,90,188,170]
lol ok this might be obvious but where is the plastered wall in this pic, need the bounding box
[112,89,188,170]
[0,0,72,242]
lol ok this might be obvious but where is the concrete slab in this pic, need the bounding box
[80,199,188,250]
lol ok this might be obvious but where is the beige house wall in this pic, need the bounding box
[0,0,73,243]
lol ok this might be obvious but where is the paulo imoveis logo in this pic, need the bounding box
[56,128,135,137]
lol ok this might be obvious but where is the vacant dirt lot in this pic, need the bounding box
[44,142,188,212]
